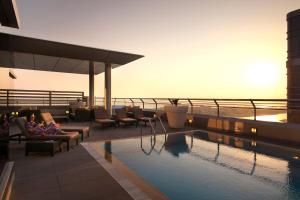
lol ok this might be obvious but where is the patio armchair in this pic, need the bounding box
[94,107,116,128]
[74,108,91,122]
[15,117,79,151]
[132,108,156,126]
[115,108,138,127]
[41,112,90,141]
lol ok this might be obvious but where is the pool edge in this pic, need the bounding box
[81,142,169,200]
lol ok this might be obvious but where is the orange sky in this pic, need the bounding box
[1,0,300,98]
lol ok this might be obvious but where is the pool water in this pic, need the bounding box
[99,131,300,200]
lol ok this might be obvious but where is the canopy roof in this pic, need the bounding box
[0,0,20,28]
[0,32,143,74]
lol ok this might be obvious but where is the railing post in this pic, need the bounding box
[6,90,9,107]
[153,99,158,110]
[129,98,134,107]
[213,99,220,117]
[140,98,144,109]
[188,99,193,114]
[49,91,52,106]
[113,98,116,107]
[250,99,256,120]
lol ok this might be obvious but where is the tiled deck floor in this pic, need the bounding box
[9,122,196,200]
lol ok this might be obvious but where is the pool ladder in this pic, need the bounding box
[148,111,167,134]
[140,112,167,155]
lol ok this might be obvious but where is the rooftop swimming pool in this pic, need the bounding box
[95,131,300,200]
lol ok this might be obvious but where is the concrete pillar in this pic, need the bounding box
[105,63,112,116]
[287,9,300,123]
[89,61,95,108]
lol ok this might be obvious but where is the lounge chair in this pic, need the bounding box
[41,112,90,141]
[133,108,156,126]
[115,108,138,127]
[94,107,116,128]
[125,106,140,118]
[74,109,91,122]
[15,117,79,151]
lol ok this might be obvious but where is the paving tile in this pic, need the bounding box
[12,188,61,200]
[52,151,99,174]
[14,174,59,194]
[57,165,109,186]
[105,193,134,200]
[14,157,53,167]
[60,179,132,200]
[53,159,98,175]
[14,161,56,180]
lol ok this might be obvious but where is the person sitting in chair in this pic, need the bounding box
[77,98,85,108]
[26,114,61,135]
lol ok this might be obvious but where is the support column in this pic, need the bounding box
[89,61,95,108]
[105,63,112,116]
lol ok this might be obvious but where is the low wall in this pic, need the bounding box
[192,114,300,144]
[144,109,300,145]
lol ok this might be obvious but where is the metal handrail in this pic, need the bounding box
[148,118,156,134]
[2,88,299,121]
[93,97,297,121]
[155,112,167,133]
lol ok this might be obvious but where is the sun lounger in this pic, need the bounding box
[41,112,90,141]
[115,108,137,127]
[15,117,79,151]
[94,107,116,128]
[132,108,156,126]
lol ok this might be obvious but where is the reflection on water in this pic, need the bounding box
[101,131,300,200]
[104,141,112,163]
[164,134,190,157]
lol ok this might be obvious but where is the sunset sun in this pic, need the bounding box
[245,60,281,88]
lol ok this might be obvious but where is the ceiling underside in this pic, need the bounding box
[0,50,119,74]
[0,33,144,75]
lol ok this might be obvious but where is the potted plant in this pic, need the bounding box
[164,99,188,128]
